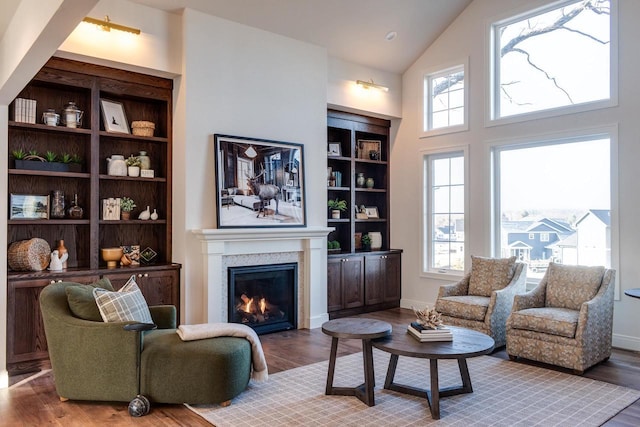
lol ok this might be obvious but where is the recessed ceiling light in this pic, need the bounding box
[385,31,397,41]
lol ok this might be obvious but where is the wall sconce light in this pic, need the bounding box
[356,79,389,92]
[244,146,258,158]
[82,15,141,35]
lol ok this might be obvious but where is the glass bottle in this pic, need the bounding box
[62,101,82,128]
[366,177,375,188]
[356,173,365,188]
[67,194,84,219]
[51,190,65,218]
[138,151,151,170]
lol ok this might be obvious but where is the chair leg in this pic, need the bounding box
[508,354,517,361]
[59,396,69,402]
[220,400,232,407]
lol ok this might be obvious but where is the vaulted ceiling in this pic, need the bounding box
[128,0,472,74]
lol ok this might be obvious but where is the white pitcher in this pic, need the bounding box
[107,155,127,176]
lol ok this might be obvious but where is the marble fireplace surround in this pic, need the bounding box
[192,227,333,329]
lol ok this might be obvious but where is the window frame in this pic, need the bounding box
[487,0,618,127]
[489,125,620,297]
[421,58,469,138]
[420,145,469,278]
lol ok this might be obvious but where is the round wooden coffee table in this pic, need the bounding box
[322,317,392,406]
[372,326,494,419]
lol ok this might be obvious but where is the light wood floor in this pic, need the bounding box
[2,308,639,426]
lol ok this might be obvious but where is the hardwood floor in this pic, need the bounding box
[2,308,639,426]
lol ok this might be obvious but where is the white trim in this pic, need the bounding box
[485,0,618,127]
[419,144,469,278]
[487,124,620,299]
[420,58,469,138]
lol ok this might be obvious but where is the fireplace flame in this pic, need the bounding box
[244,297,253,313]
[259,298,266,314]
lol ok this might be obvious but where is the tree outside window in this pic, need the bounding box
[492,0,612,120]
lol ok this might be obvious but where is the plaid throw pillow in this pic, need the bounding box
[93,275,153,323]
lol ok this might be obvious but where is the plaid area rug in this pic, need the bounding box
[187,349,640,427]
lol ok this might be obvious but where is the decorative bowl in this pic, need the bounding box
[101,247,123,268]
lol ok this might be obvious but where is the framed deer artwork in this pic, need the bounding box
[214,134,307,228]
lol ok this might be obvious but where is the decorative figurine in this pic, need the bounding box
[48,250,68,271]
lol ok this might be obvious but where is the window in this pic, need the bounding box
[422,62,468,137]
[528,233,534,240]
[491,0,613,121]
[492,135,612,282]
[423,149,466,274]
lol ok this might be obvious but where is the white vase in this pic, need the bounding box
[138,151,151,170]
[138,206,151,220]
[128,166,140,177]
[150,209,158,220]
[331,209,341,219]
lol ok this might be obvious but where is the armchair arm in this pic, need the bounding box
[512,276,547,312]
[149,305,177,329]
[575,269,616,348]
[437,273,471,298]
[488,262,527,322]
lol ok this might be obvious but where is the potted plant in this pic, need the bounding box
[126,155,142,177]
[120,197,136,220]
[12,148,82,172]
[361,233,372,251]
[328,198,347,219]
[328,240,341,253]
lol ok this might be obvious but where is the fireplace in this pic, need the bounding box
[228,263,298,334]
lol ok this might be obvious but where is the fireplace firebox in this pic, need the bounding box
[228,263,298,334]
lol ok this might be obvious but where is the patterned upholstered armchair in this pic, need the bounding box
[435,256,527,347]
[506,263,615,374]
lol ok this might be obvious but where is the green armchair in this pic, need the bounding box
[40,281,252,405]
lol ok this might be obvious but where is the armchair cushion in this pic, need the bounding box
[546,263,605,310]
[468,255,516,297]
[436,295,490,321]
[65,278,114,321]
[508,307,579,338]
[94,276,153,323]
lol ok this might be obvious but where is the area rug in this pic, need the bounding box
[187,350,640,426]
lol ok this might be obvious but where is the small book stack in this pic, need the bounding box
[407,322,453,342]
[13,98,37,124]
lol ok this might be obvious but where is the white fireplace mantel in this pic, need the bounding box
[192,226,333,329]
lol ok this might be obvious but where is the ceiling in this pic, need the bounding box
[128,0,472,74]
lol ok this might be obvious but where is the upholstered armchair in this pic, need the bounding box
[435,256,527,347]
[506,263,615,374]
[40,281,252,405]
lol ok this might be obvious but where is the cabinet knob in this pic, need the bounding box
[138,274,143,278]
[50,280,55,284]
[58,279,63,283]
[144,273,149,278]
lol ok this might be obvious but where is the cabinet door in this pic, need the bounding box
[327,258,344,312]
[342,256,364,309]
[384,253,402,302]
[364,254,385,305]
[102,268,179,307]
[7,274,99,373]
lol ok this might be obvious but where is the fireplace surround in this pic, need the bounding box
[192,226,332,329]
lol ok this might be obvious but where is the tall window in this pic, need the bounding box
[423,150,466,274]
[493,136,611,280]
[492,0,612,120]
[423,63,467,136]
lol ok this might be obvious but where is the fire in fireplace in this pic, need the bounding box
[228,263,297,334]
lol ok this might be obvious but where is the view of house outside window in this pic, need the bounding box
[494,138,611,280]
[424,151,465,273]
[493,0,611,119]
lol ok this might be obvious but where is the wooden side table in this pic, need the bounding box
[321,318,392,406]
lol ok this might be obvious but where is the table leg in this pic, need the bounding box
[361,339,376,406]
[457,358,473,393]
[325,337,339,395]
[429,359,440,419]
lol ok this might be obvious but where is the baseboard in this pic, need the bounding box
[307,312,329,329]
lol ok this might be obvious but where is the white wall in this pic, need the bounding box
[394,0,640,350]
[175,9,328,323]
[327,56,402,119]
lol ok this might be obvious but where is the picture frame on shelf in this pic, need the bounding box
[214,134,307,228]
[328,142,342,157]
[10,194,49,219]
[365,206,379,219]
[100,99,130,134]
[357,139,381,160]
